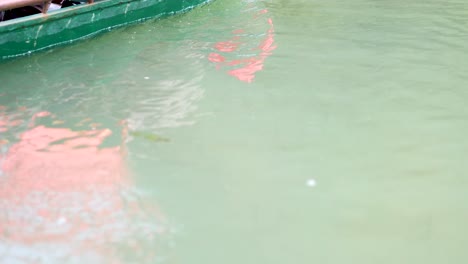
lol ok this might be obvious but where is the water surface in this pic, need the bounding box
[1,0,468,263]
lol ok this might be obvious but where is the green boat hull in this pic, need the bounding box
[0,0,211,60]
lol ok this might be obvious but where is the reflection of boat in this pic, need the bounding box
[0,0,212,59]
[0,111,167,263]
[208,5,276,83]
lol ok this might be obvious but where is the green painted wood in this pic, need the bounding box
[0,0,212,59]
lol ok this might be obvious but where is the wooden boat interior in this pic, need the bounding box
[0,0,94,22]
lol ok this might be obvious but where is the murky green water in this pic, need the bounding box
[1,0,468,263]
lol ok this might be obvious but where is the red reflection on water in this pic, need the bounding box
[0,114,24,132]
[208,53,225,62]
[0,112,164,262]
[2,126,126,193]
[208,9,276,83]
[215,40,240,52]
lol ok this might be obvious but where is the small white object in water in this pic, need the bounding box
[144,77,150,80]
[57,217,67,225]
[306,179,317,187]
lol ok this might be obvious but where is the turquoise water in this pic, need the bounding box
[1,0,468,263]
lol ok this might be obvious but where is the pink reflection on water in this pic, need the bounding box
[0,111,165,262]
[2,126,126,192]
[215,40,240,52]
[208,9,276,83]
[0,113,24,133]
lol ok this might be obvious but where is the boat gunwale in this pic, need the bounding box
[0,0,154,31]
[1,0,213,31]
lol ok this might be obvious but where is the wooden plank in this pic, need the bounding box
[41,0,51,12]
[0,0,94,11]
[0,0,50,11]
